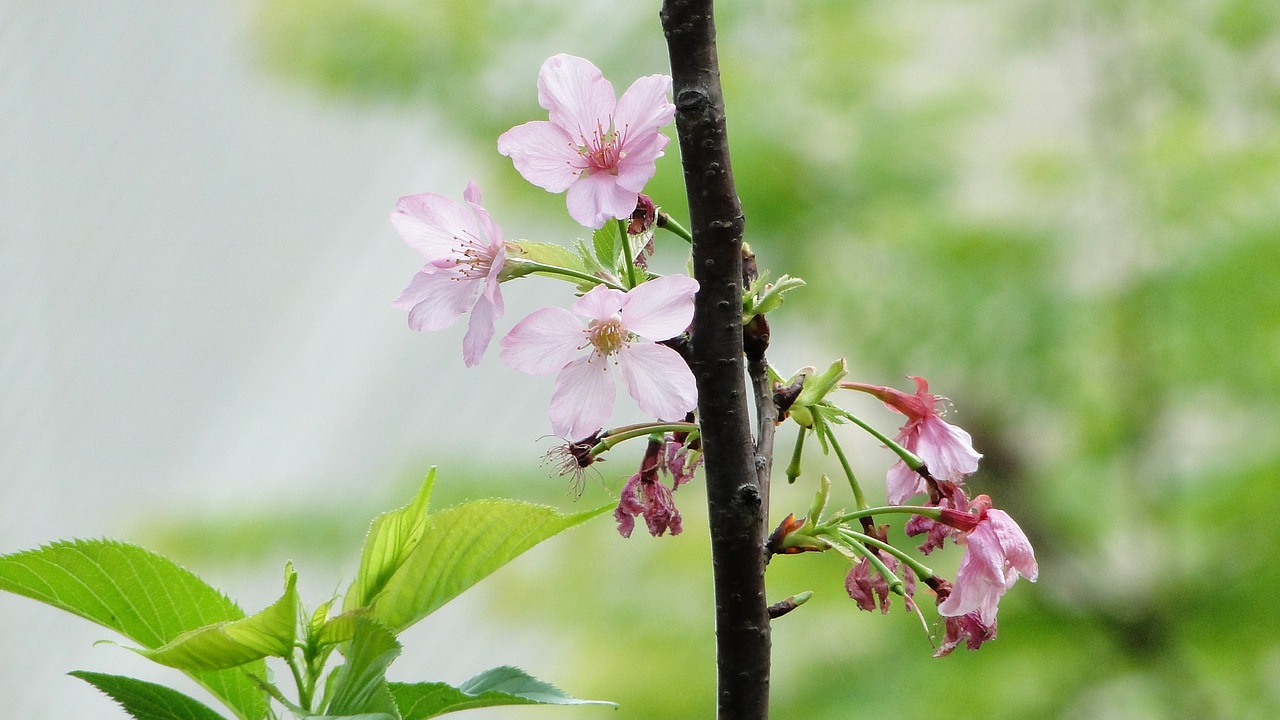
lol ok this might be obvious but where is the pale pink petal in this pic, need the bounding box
[916,417,982,482]
[572,283,627,322]
[500,307,586,374]
[617,342,697,421]
[537,54,616,144]
[566,172,638,228]
[497,121,584,193]
[620,274,698,340]
[938,523,1007,618]
[463,182,505,248]
[550,356,616,439]
[987,509,1039,582]
[937,562,999,619]
[482,247,507,306]
[394,271,477,331]
[391,194,479,262]
[461,291,501,367]
[613,74,675,139]
[462,181,481,206]
[886,460,926,505]
[614,131,669,192]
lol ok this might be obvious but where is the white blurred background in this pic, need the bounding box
[1,3,573,716]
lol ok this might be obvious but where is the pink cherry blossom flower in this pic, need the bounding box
[844,376,982,504]
[392,182,506,367]
[497,54,676,229]
[500,274,698,440]
[936,495,1038,626]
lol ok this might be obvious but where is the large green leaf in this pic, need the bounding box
[367,499,610,632]
[0,540,268,720]
[323,618,401,718]
[390,666,615,719]
[137,563,299,670]
[344,471,435,613]
[70,671,229,720]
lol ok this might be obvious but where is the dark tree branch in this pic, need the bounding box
[660,2,771,718]
[743,249,776,519]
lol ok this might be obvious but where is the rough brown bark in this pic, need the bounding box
[660,2,771,718]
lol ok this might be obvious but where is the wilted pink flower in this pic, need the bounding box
[500,274,698,439]
[614,439,682,538]
[661,432,702,489]
[498,54,676,229]
[844,376,982,504]
[544,431,603,496]
[937,496,1038,625]
[628,194,657,236]
[392,182,506,367]
[904,480,970,554]
[845,555,916,614]
[935,611,997,657]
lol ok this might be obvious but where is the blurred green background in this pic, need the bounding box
[7,0,1278,718]
[237,0,1280,717]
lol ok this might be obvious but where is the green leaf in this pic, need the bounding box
[136,563,299,670]
[345,471,435,613]
[298,715,397,720]
[70,671,229,720]
[367,500,610,632]
[591,223,619,269]
[569,240,613,292]
[311,596,338,636]
[390,666,615,719]
[0,540,268,720]
[324,618,401,718]
[500,241,588,281]
[316,608,369,646]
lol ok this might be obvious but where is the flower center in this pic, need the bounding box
[586,314,628,357]
[449,231,497,280]
[578,120,623,173]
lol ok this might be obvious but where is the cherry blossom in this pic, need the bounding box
[499,274,698,440]
[498,54,676,228]
[845,376,982,504]
[392,182,506,367]
[936,495,1038,625]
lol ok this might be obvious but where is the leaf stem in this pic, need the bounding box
[827,403,924,469]
[592,422,700,453]
[819,415,868,511]
[822,505,943,526]
[835,527,936,580]
[657,211,694,243]
[619,218,640,289]
[502,258,627,291]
